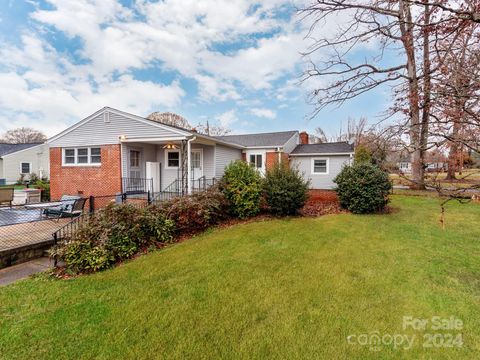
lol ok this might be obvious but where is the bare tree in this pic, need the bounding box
[300,0,434,189]
[194,122,232,136]
[147,112,191,129]
[0,127,47,144]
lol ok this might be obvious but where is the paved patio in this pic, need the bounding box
[0,208,69,251]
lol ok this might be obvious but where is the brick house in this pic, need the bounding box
[47,107,354,199]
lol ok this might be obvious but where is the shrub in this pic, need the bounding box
[53,204,175,274]
[263,163,310,215]
[220,160,263,219]
[354,145,373,164]
[157,187,229,234]
[334,163,392,214]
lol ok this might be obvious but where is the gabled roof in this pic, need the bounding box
[47,107,245,149]
[215,131,298,147]
[0,143,43,158]
[290,142,354,155]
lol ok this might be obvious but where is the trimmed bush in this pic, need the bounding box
[334,163,392,214]
[52,204,175,274]
[157,187,230,234]
[220,160,263,219]
[263,163,310,215]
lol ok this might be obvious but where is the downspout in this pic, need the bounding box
[187,136,196,194]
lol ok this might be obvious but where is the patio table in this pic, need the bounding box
[24,202,63,218]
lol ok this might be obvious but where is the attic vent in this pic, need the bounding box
[104,111,110,123]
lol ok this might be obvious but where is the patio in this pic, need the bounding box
[0,207,68,252]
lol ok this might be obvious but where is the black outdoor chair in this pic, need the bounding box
[44,197,87,221]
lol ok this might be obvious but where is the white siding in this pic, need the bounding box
[2,144,50,184]
[283,132,299,154]
[192,144,215,179]
[0,159,3,180]
[49,110,184,147]
[215,145,242,178]
[290,155,351,189]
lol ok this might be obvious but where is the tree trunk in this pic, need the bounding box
[399,0,425,189]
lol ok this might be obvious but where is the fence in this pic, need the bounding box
[1,177,218,265]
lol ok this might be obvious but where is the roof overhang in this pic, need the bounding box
[47,107,192,144]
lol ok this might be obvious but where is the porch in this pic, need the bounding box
[119,136,218,197]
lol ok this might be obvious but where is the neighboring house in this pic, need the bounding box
[0,143,50,185]
[47,107,354,200]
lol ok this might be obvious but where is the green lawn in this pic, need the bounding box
[1,196,479,359]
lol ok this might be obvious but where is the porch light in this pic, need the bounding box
[119,135,127,141]
[163,144,178,149]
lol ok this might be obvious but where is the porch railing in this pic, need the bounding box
[122,177,153,194]
[191,176,217,192]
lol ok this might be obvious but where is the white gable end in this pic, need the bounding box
[48,108,188,147]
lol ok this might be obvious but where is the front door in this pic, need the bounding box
[190,149,203,180]
[127,149,143,192]
[129,149,142,179]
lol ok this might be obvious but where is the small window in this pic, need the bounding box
[65,149,75,164]
[167,151,180,168]
[249,154,262,169]
[130,150,140,168]
[313,159,328,174]
[20,162,31,174]
[90,148,101,163]
[77,148,89,164]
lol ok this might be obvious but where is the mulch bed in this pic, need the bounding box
[299,190,347,217]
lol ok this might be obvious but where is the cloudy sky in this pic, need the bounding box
[0,0,388,137]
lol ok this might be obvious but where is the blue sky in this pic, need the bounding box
[0,0,390,138]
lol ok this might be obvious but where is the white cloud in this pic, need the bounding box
[0,0,313,134]
[215,110,238,128]
[250,107,276,119]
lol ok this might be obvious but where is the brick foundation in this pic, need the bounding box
[50,145,122,200]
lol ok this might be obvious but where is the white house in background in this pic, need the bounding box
[0,143,50,185]
[46,107,354,200]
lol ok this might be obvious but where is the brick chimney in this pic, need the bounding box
[299,131,309,145]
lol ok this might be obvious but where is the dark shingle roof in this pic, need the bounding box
[290,142,354,155]
[0,143,42,157]
[215,131,298,147]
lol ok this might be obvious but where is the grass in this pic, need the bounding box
[390,169,480,188]
[1,196,479,359]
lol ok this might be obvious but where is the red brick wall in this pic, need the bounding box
[266,152,289,171]
[50,145,122,200]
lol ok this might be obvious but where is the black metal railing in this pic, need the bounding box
[121,177,153,194]
[191,176,217,192]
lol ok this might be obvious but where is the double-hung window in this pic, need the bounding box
[20,162,31,174]
[63,147,102,166]
[165,150,180,168]
[249,154,262,169]
[312,159,328,174]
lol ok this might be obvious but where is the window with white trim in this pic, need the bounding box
[312,159,328,174]
[63,147,102,166]
[249,154,262,169]
[20,162,31,174]
[165,150,180,168]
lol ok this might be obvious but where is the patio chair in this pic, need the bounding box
[44,195,86,221]
[0,188,14,208]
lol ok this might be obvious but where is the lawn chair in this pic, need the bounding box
[44,195,87,221]
[0,188,14,208]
